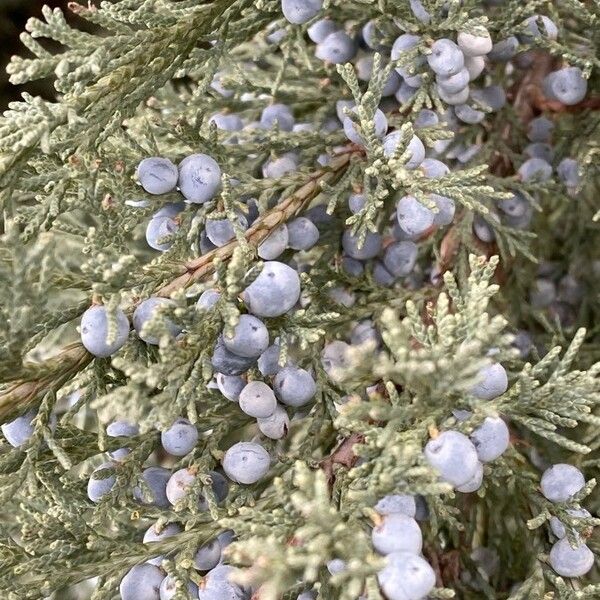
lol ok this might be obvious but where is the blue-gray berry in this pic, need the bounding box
[137,157,178,195]
[281,0,322,25]
[258,225,289,260]
[315,31,357,64]
[470,363,508,400]
[457,29,493,56]
[242,261,301,318]
[197,289,221,311]
[371,513,422,555]
[287,217,320,250]
[223,314,269,359]
[427,39,465,76]
[134,466,171,507]
[216,373,246,402]
[274,366,317,407]
[194,538,222,571]
[541,464,585,503]
[143,522,182,566]
[161,418,198,457]
[470,416,510,462]
[257,404,290,439]
[424,430,480,487]
[549,537,594,577]
[307,19,339,43]
[146,215,179,252]
[87,462,116,503]
[342,229,383,260]
[1,409,36,447]
[383,241,418,277]
[544,67,587,105]
[377,552,436,600]
[80,305,130,358]
[120,564,164,600]
[178,154,221,204]
[396,195,434,237]
[212,336,257,376]
[222,441,271,484]
[260,103,295,131]
[455,461,483,493]
[239,381,277,418]
[375,494,417,517]
[159,576,198,600]
[382,132,425,169]
[133,298,181,345]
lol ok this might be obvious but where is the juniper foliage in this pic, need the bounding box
[0,0,599,599]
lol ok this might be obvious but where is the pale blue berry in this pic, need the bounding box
[143,522,182,566]
[342,229,382,260]
[315,31,357,64]
[258,342,285,377]
[137,157,178,195]
[133,298,181,345]
[383,241,418,277]
[372,513,422,555]
[550,508,591,539]
[258,225,289,260]
[541,464,585,503]
[134,467,171,507]
[178,154,221,204]
[260,103,295,131]
[375,494,417,517]
[308,19,339,43]
[239,381,277,418]
[454,104,485,124]
[222,441,271,484]
[427,39,465,76]
[159,576,198,600]
[262,152,299,179]
[216,373,246,402]
[2,409,35,447]
[488,36,519,62]
[377,552,436,600]
[437,68,470,94]
[287,217,320,250]
[549,537,594,577]
[424,430,480,487]
[257,405,290,439]
[87,462,116,503]
[518,157,552,182]
[396,195,434,237]
[120,564,164,600]
[197,289,221,310]
[382,132,425,169]
[274,366,316,407]
[455,461,484,493]
[470,416,510,462]
[194,538,222,571]
[281,0,322,25]
[161,418,198,456]
[223,314,269,359]
[457,29,493,57]
[212,337,257,376]
[470,363,508,400]
[146,214,179,252]
[80,305,129,358]
[343,108,388,145]
[242,261,301,317]
[107,420,138,461]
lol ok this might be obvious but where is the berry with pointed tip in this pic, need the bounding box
[315,31,357,64]
[372,513,422,555]
[194,538,222,571]
[549,537,594,577]
[80,305,130,358]
[274,366,317,407]
[260,103,295,131]
[161,418,198,457]
[382,132,425,169]
[178,153,221,204]
[87,462,116,503]
[258,225,289,260]
[159,576,198,600]
[1,409,36,447]
[383,241,418,277]
[424,430,480,487]
[216,373,246,402]
[133,298,180,345]
[120,564,164,600]
[342,229,382,260]
[455,461,484,493]
[307,18,338,43]
[377,552,436,600]
[239,381,277,418]
[471,416,510,462]
[470,363,508,400]
[222,441,271,484]
[396,195,434,237]
[257,404,290,439]
[212,336,257,376]
[197,289,221,310]
[375,494,417,518]
[541,464,585,503]
[287,217,320,250]
[137,157,178,195]
[343,108,388,145]
[143,522,182,566]
[223,314,269,359]
[242,261,301,317]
